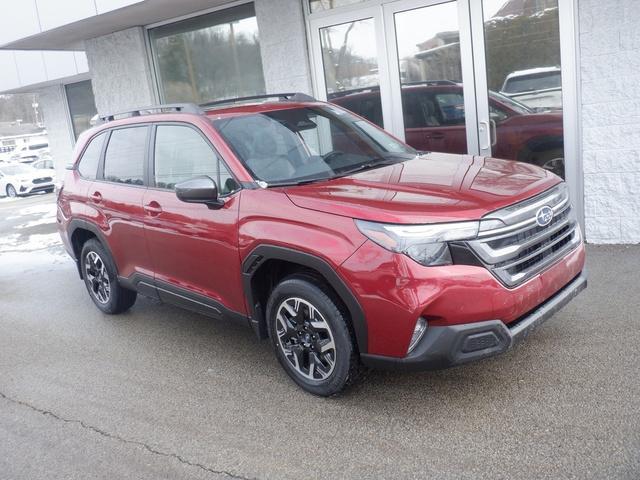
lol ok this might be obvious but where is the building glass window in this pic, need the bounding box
[149,3,266,105]
[309,0,367,13]
[65,80,98,140]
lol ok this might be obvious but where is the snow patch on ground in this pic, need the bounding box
[7,203,57,220]
[0,232,62,253]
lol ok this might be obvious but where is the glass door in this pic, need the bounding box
[308,0,569,178]
[309,6,393,129]
[472,0,566,178]
[383,0,478,155]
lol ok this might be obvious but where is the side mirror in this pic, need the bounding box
[175,176,224,210]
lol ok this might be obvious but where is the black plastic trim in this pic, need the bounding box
[67,219,115,279]
[118,272,249,325]
[241,245,368,353]
[361,272,587,371]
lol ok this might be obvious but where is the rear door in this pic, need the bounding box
[91,125,154,280]
[142,123,245,316]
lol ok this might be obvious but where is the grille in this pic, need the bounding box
[466,183,581,288]
[33,177,53,184]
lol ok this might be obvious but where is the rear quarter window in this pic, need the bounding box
[77,132,107,180]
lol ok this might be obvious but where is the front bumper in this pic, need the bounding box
[360,272,587,371]
[19,182,55,195]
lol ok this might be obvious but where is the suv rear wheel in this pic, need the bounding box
[266,275,360,396]
[80,239,137,314]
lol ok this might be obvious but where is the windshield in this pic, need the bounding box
[213,105,416,186]
[503,71,561,94]
[0,165,32,176]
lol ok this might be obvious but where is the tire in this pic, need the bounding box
[266,275,361,396]
[80,238,137,314]
[533,148,565,178]
[45,187,55,194]
[6,184,17,198]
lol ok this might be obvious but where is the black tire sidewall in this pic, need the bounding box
[266,277,354,397]
[80,239,127,314]
[7,184,17,198]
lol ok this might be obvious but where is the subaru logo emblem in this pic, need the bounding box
[536,206,554,227]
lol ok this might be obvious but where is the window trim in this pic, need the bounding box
[148,121,242,198]
[97,124,152,189]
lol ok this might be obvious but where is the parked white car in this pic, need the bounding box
[500,67,562,111]
[31,158,55,171]
[0,163,56,198]
[10,142,50,164]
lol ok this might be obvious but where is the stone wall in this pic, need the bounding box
[580,0,640,243]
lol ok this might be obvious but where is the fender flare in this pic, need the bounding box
[68,219,117,279]
[242,245,368,353]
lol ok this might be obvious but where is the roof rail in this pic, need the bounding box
[99,103,203,123]
[200,92,316,110]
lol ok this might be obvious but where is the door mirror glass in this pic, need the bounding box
[175,176,224,209]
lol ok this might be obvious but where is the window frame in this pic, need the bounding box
[148,122,242,198]
[97,124,152,188]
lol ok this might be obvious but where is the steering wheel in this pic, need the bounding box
[322,150,345,167]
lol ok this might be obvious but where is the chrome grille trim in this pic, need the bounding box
[467,183,581,288]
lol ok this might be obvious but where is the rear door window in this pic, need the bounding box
[103,127,148,185]
[77,132,107,180]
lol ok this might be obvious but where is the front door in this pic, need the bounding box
[308,0,571,181]
[142,123,245,316]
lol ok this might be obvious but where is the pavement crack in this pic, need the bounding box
[0,391,255,480]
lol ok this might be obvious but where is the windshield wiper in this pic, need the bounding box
[334,157,402,177]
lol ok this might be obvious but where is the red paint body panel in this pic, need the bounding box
[339,239,585,357]
[286,154,559,224]
[141,188,245,314]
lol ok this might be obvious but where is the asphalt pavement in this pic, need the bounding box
[0,194,638,479]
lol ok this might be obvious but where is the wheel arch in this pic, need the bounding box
[242,245,368,354]
[517,135,564,163]
[68,219,116,279]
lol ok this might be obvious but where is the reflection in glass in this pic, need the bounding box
[393,2,467,154]
[320,18,384,127]
[65,80,97,140]
[309,0,367,13]
[482,0,565,177]
[150,3,265,104]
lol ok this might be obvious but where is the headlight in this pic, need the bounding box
[355,219,480,266]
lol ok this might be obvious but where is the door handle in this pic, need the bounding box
[144,201,163,216]
[479,121,491,152]
[89,192,102,204]
[426,132,445,140]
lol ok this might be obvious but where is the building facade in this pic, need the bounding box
[0,0,638,244]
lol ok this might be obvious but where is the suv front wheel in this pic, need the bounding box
[80,239,137,314]
[266,275,360,396]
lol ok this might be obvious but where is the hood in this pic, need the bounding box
[284,153,560,224]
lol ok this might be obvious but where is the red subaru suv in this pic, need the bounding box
[57,94,586,396]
